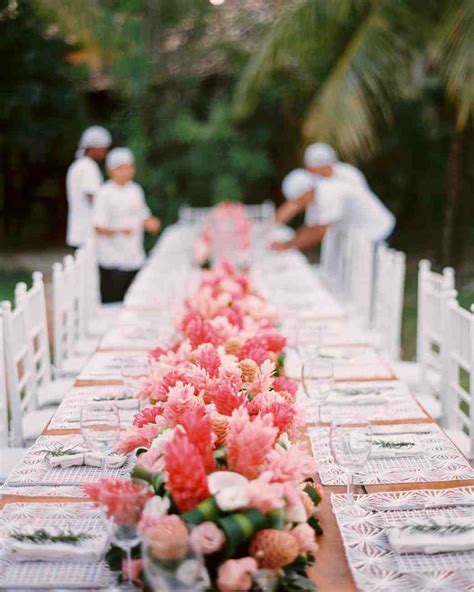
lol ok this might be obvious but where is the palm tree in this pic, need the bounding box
[234,0,473,264]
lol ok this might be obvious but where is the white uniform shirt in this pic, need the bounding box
[305,177,395,242]
[93,180,151,270]
[334,162,368,189]
[66,156,103,246]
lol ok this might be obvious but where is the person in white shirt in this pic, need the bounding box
[274,168,315,225]
[272,143,395,250]
[66,126,112,247]
[93,148,161,303]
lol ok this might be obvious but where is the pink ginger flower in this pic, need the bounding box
[84,479,153,525]
[262,331,287,353]
[164,430,210,512]
[247,359,275,394]
[136,447,164,472]
[137,379,164,402]
[210,378,248,416]
[239,336,268,366]
[116,429,149,455]
[273,376,298,397]
[149,346,168,360]
[217,557,258,592]
[189,522,225,555]
[178,407,215,473]
[227,408,278,479]
[246,471,285,514]
[291,523,319,555]
[195,343,221,378]
[163,382,199,425]
[264,443,315,484]
[133,405,164,428]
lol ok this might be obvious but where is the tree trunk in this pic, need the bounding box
[442,128,462,267]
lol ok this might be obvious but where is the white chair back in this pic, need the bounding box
[81,239,102,326]
[52,255,81,371]
[442,299,474,458]
[372,244,406,359]
[416,260,456,393]
[1,299,36,446]
[346,231,374,327]
[0,317,9,448]
[14,272,53,398]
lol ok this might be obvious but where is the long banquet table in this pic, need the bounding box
[1,224,473,591]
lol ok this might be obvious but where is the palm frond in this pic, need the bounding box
[233,0,371,120]
[303,1,418,159]
[435,0,474,129]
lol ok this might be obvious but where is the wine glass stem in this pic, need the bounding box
[346,471,354,503]
[101,454,107,478]
[316,403,322,425]
[126,548,132,584]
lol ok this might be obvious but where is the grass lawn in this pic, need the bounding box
[0,270,32,304]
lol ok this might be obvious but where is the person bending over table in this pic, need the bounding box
[272,144,395,251]
[93,147,161,303]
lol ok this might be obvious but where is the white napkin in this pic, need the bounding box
[9,527,108,562]
[47,451,127,469]
[328,393,387,406]
[47,450,88,468]
[388,516,474,554]
[372,425,433,436]
[370,434,423,459]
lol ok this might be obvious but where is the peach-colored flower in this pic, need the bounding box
[291,523,318,555]
[246,472,285,514]
[189,522,225,555]
[146,515,189,560]
[217,557,258,592]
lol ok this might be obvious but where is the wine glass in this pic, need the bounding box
[301,359,334,424]
[121,355,150,398]
[330,414,372,504]
[142,531,208,592]
[102,480,152,591]
[81,403,120,477]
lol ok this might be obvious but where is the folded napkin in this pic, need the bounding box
[9,527,108,562]
[328,393,387,406]
[93,397,138,409]
[388,516,474,554]
[47,450,127,469]
[370,434,423,459]
[372,425,433,436]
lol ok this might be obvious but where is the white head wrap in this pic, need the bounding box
[281,169,314,201]
[76,126,112,158]
[304,143,337,167]
[106,147,134,170]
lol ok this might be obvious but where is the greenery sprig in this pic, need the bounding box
[12,529,96,545]
[401,519,474,536]
[41,445,85,458]
[373,439,415,449]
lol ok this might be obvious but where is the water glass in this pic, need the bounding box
[301,359,334,424]
[121,355,150,398]
[330,415,372,503]
[81,402,120,476]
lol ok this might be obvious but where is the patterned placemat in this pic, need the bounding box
[332,487,474,592]
[77,350,140,381]
[309,423,474,485]
[5,435,134,487]
[298,381,427,422]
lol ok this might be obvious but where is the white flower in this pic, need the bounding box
[150,428,174,456]
[177,560,210,588]
[285,498,307,524]
[142,495,170,520]
[208,471,249,495]
[215,485,250,512]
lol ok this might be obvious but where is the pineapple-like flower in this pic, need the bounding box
[224,337,241,357]
[239,358,258,383]
[279,390,296,404]
[250,529,299,569]
[146,515,189,560]
[211,413,230,447]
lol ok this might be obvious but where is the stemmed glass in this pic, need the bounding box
[121,355,150,399]
[81,402,120,477]
[330,414,372,503]
[102,480,153,591]
[301,359,334,424]
[142,531,208,592]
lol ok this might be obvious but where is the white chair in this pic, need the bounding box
[0,316,26,482]
[371,244,406,360]
[393,259,456,418]
[1,300,55,446]
[319,227,345,289]
[15,272,75,408]
[52,257,91,376]
[442,300,473,459]
[346,231,374,327]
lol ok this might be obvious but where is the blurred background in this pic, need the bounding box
[0,0,473,358]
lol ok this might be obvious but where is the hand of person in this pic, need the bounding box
[271,240,291,251]
[144,216,161,235]
[119,228,134,236]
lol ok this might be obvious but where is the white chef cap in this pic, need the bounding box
[106,147,134,170]
[76,126,112,158]
[281,169,314,201]
[304,143,337,167]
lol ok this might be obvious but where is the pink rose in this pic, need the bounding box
[291,523,318,555]
[217,557,258,592]
[189,522,225,555]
